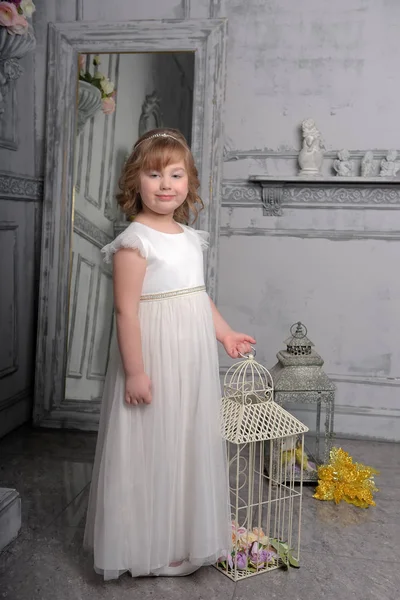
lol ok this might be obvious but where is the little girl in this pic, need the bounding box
[83,128,255,579]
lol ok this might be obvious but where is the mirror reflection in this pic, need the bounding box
[66,51,195,406]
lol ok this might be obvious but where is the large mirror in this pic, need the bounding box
[67,50,194,407]
[34,20,227,430]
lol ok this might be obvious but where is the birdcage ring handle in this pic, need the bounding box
[238,345,256,359]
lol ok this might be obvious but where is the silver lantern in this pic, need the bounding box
[269,322,335,483]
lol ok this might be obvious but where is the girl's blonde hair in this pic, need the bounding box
[116,128,204,224]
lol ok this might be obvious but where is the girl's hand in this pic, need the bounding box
[125,373,152,406]
[222,332,256,359]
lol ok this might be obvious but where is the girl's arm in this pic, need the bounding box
[209,296,234,343]
[113,249,152,404]
[209,296,256,359]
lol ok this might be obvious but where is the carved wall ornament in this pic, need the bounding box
[0,172,42,200]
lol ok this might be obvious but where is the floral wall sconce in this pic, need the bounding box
[0,1,36,118]
[77,54,116,135]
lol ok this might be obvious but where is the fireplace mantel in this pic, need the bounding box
[248,175,400,216]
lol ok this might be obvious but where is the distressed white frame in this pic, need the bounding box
[34,19,227,428]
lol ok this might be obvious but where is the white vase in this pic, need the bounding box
[77,81,102,134]
[298,146,324,176]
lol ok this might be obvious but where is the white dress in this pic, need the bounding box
[83,221,231,580]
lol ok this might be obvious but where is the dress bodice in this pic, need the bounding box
[101,221,209,295]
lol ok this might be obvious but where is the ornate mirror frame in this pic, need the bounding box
[34,19,227,428]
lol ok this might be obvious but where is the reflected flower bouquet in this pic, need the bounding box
[79,54,116,115]
[0,1,35,35]
[217,522,299,573]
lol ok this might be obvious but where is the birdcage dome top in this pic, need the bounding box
[223,350,273,404]
[220,352,308,444]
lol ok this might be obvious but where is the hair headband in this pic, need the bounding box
[134,132,184,150]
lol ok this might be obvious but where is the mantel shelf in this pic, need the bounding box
[248,175,400,216]
[249,175,400,184]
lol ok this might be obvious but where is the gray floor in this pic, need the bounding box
[0,425,398,600]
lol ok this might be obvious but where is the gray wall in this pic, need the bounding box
[219,0,400,441]
[1,0,399,440]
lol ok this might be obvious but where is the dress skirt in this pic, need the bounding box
[83,287,231,579]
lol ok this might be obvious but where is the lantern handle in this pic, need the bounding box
[238,345,257,359]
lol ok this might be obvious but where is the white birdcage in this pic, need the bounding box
[216,350,309,581]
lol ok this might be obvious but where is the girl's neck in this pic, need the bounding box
[135,211,182,233]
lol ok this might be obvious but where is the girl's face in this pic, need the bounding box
[139,160,189,217]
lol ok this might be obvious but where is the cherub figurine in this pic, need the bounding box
[361,151,374,177]
[380,150,400,177]
[333,149,354,177]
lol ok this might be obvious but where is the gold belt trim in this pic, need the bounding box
[140,285,206,302]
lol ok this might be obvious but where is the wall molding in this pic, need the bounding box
[222,179,400,212]
[219,366,400,388]
[73,210,112,249]
[0,80,18,150]
[0,222,18,379]
[66,255,95,379]
[330,372,400,388]
[285,402,400,420]
[86,268,113,381]
[0,172,43,201]
[0,387,31,412]
[220,226,400,241]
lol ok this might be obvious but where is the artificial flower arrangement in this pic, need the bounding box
[217,522,299,573]
[313,447,379,508]
[0,1,35,35]
[79,54,116,115]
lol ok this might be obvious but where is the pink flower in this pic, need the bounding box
[0,2,28,34]
[102,96,115,115]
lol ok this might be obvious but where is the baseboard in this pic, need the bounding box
[0,389,32,439]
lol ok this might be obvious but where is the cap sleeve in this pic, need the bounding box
[182,226,209,251]
[101,225,149,263]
